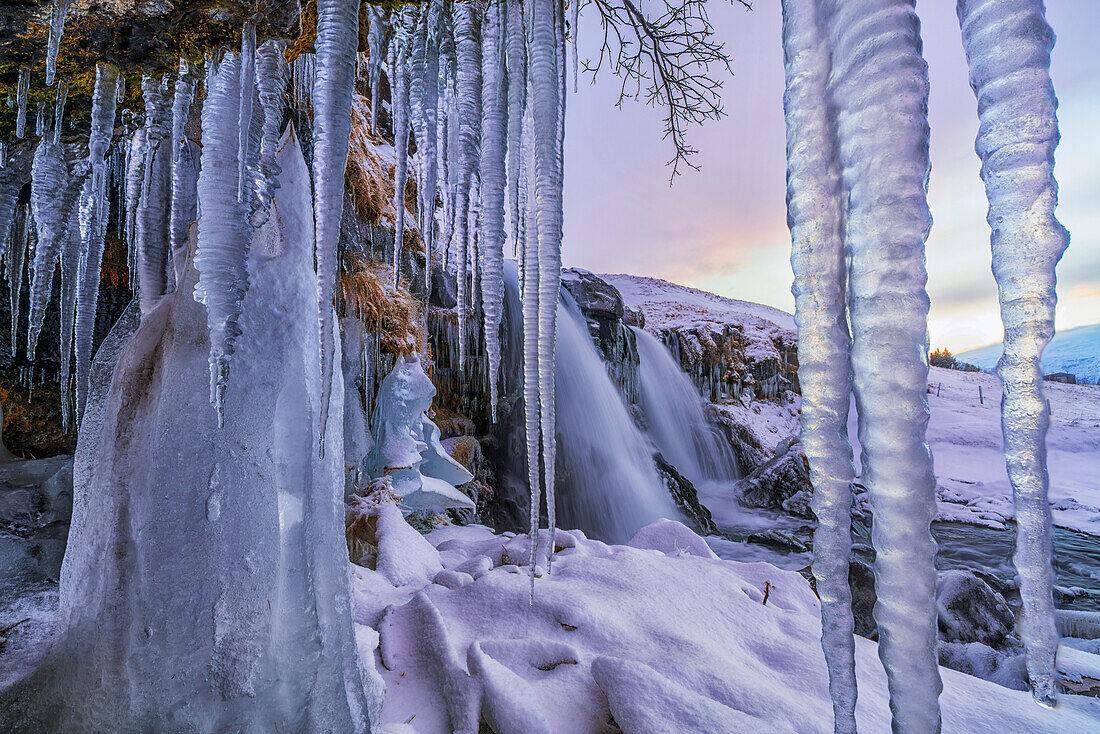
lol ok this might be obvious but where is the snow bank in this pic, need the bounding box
[353,516,1100,732]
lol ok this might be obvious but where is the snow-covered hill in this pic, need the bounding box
[958,323,1100,385]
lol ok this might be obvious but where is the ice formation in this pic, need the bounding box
[135,76,172,312]
[169,59,197,279]
[193,54,251,424]
[73,63,119,420]
[391,7,413,287]
[250,41,288,228]
[479,0,507,418]
[15,67,29,139]
[957,0,1068,706]
[780,1,857,731]
[366,6,392,131]
[366,354,474,514]
[312,0,359,451]
[505,0,526,251]
[46,0,73,87]
[521,114,542,588]
[237,21,257,207]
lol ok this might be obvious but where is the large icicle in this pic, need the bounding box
[58,205,81,429]
[169,59,197,280]
[392,7,414,287]
[957,0,1067,707]
[823,1,942,730]
[366,6,392,132]
[312,0,359,450]
[505,0,526,252]
[238,20,257,205]
[193,53,249,425]
[412,0,442,297]
[452,0,482,373]
[72,63,119,419]
[27,139,84,357]
[531,0,566,569]
[521,111,542,595]
[250,40,288,228]
[51,79,69,145]
[46,0,74,86]
[8,207,29,355]
[15,67,29,139]
[479,0,508,419]
[135,75,172,312]
[781,1,857,731]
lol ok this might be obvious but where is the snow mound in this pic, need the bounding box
[627,518,718,559]
[351,516,1100,732]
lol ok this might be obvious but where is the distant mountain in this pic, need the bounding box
[958,323,1100,385]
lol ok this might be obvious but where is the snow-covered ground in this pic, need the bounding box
[353,508,1100,733]
[959,323,1100,386]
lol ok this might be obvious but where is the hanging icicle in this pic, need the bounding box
[479,0,508,419]
[392,7,415,287]
[505,0,526,254]
[313,0,360,452]
[72,62,119,420]
[366,6,393,133]
[238,20,257,205]
[780,1,857,731]
[957,0,1068,708]
[46,0,74,86]
[822,1,942,730]
[169,59,197,281]
[251,40,289,228]
[521,108,542,597]
[135,75,173,312]
[15,67,30,140]
[193,53,250,426]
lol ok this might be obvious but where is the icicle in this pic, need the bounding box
[238,20,257,205]
[169,59,196,280]
[823,1,942,730]
[51,80,68,145]
[957,0,1067,707]
[366,6,393,132]
[135,75,172,312]
[35,102,46,138]
[72,63,119,420]
[313,0,360,452]
[781,1,857,731]
[115,73,126,106]
[569,0,579,94]
[392,7,415,287]
[420,1,442,303]
[0,167,20,258]
[521,110,541,598]
[506,0,526,253]
[250,41,288,229]
[479,0,507,419]
[193,53,250,425]
[15,67,30,140]
[27,139,85,357]
[46,0,73,87]
[9,207,29,356]
[452,0,482,374]
[529,0,566,571]
[59,205,80,430]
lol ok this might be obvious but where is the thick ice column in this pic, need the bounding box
[392,7,414,287]
[520,113,542,591]
[169,59,197,281]
[530,0,565,566]
[505,0,526,252]
[781,1,857,731]
[823,1,942,730]
[480,0,508,419]
[366,6,392,131]
[136,76,173,313]
[312,0,359,450]
[72,63,118,419]
[58,206,80,429]
[250,41,288,228]
[956,0,1067,706]
[194,54,251,425]
[452,0,482,373]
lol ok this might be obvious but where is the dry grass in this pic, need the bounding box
[339,250,421,357]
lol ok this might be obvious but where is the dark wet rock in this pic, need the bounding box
[430,263,458,309]
[623,305,645,329]
[561,269,639,404]
[848,544,878,639]
[747,528,810,554]
[561,269,625,321]
[738,436,813,511]
[653,453,716,535]
[936,569,1015,647]
[782,489,814,519]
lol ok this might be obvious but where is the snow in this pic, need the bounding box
[351,517,1100,733]
[959,323,1100,386]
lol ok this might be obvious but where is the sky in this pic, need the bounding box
[562,1,1100,353]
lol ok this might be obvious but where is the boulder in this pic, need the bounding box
[653,453,716,535]
[429,262,458,309]
[738,436,813,512]
[936,569,1014,647]
[561,269,625,321]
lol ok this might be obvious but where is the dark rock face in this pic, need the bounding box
[561,269,639,404]
[936,569,1015,647]
[848,543,879,639]
[0,456,73,585]
[738,436,813,511]
[653,453,716,535]
[430,263,458,309]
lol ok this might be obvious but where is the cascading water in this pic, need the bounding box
[633,326,740,487]
[498,263,678,544]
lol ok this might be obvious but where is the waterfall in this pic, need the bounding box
[499,263,679,544]
[633,326,740,487]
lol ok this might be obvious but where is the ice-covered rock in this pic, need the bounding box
[738,435,813,511]
[627,518,718,560]
[936,569,1014,647]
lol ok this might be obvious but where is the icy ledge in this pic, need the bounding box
[352,511,1100,733]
